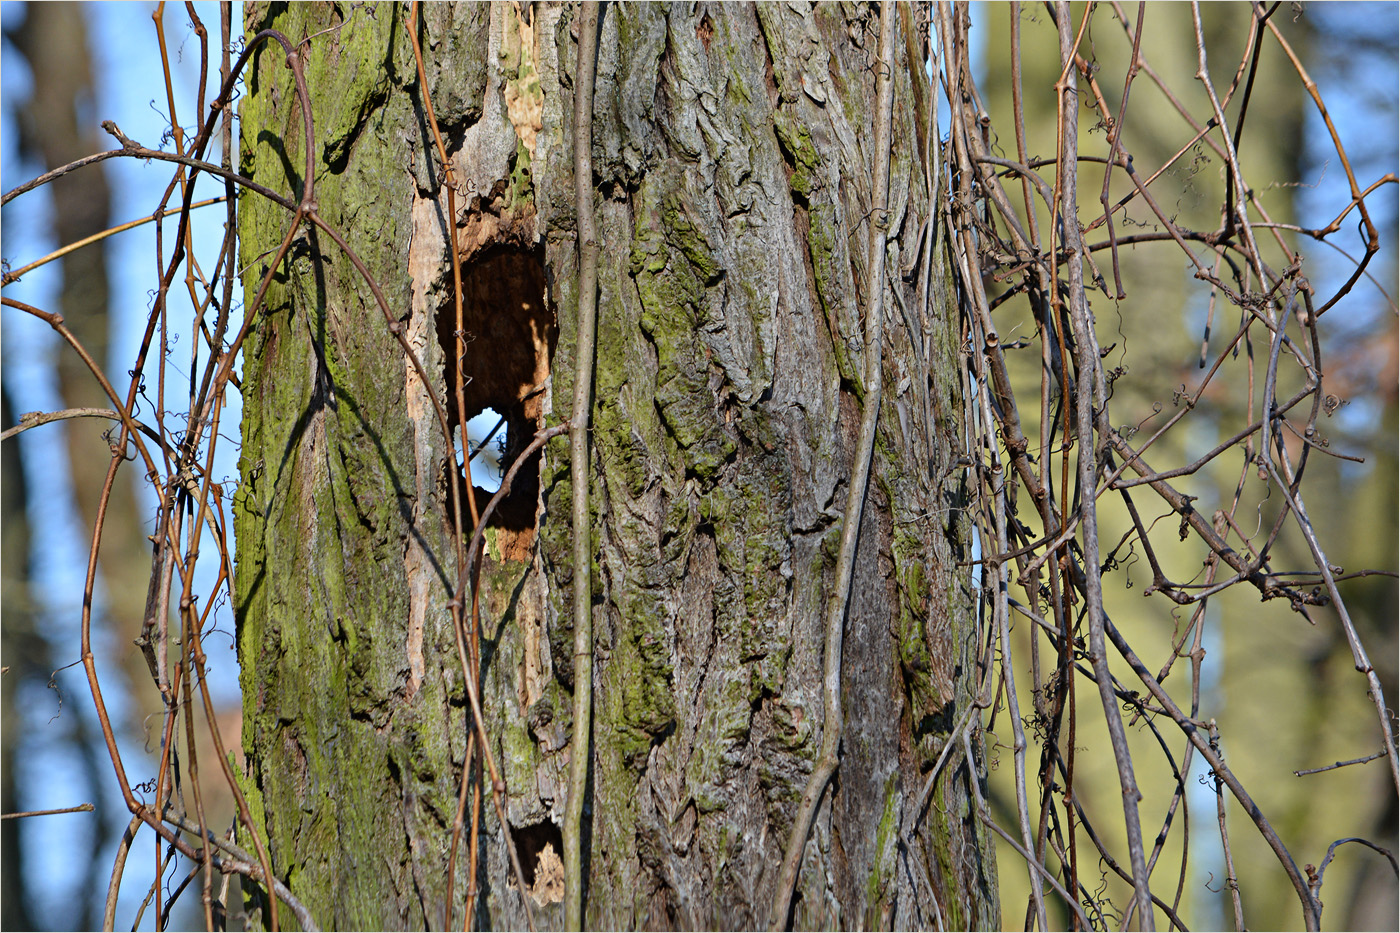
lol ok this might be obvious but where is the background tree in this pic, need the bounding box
[3,4,146,928]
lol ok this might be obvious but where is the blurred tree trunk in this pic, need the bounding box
[5,5,133,930]
[235,3,995,929]
[2,388,39,932]
[8,3,148,615]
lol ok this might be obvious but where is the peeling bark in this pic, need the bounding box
[236,3,996,929]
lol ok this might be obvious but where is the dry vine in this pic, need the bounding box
[771,4,898,927]
[563,2,601,928]
[928,2,1397,930]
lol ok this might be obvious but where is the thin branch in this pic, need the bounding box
[1053,2,1155,926]
[770,4,896,928]
[564,3,602,929]
[1,803,96,820]
[1294,750,1389,777]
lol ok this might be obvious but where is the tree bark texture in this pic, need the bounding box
[235,3,996,929]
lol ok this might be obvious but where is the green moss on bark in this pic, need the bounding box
[238,3,996,928]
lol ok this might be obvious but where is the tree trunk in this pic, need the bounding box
[235,2,996,929]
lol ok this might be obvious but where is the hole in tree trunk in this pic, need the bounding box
[508,818,565,906]
[437,244,555,560]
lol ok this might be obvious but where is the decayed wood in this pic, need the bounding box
[236,3,996,928]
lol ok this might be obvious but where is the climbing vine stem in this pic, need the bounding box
[769,2,897,928]
[564,2,602,930]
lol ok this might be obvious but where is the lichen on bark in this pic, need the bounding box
[235,3,996,929]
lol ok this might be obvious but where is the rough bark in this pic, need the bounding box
[235,3,996,929]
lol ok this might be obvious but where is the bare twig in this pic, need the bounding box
[770,4,896,928]
[1294,750,1389,776]
[564,3,602,929]
[0,803,95,820]
[1052,3,1155,927]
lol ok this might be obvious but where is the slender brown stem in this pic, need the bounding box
[770,4,896,928]
[563,6,602,927]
